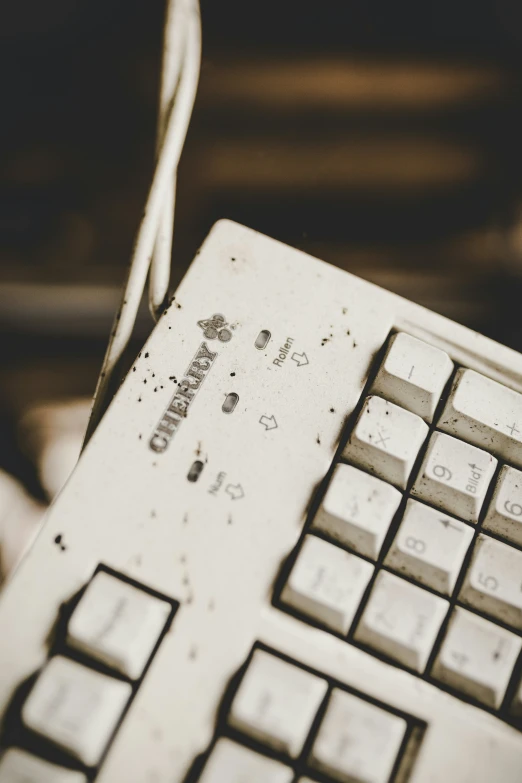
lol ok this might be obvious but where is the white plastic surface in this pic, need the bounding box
[281,534,374,633]
[229,649,327,758]
[439,368,522,467]
[0,222,522,782]
[21,656,131,767]
[483,464,522,546]
[432,607,521,709]
[198,739,293,783]
[412,432,497,523]
[343,395,428,489]
[372,331,453,422]
[0,749,86,783]
[310,688,407,783]
[460,534,522,630]
[385,499,473,595]
[354,571,449,672]
[67,571,172,679]
[313,463,401,559]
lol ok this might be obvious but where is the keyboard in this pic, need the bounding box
[0,219,521,782]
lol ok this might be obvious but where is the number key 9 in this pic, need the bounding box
[412,432,497,524]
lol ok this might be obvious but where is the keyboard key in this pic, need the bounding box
[343,396,428,489]
[483,465,522,547]
[229,649,327,757]
[439,368,522,468]
[372,332,453,422]
[281,535,374,634]
[385,499,473,595]
[0,748,87,783]
[313,464,401,560]
[411,432,496,523]
[310,688,407,783]
[354,571,449,672]
[21,656,131,767]
[432,607,521,709]
[459,534,522,630]
[67,571,172,680]
[199,739,293,783]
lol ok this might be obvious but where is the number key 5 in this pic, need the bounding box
[460,534,522,631]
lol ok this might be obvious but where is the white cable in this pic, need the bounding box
[84,0,201,445]
[149,0,188,321]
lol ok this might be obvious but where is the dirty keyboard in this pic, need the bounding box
[275,331,522,715]
[0,221,521,782]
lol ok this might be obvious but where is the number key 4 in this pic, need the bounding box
[432,607,521,709]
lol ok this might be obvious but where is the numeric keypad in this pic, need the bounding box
[278,331,522,727]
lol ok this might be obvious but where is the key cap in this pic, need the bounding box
[21,656,131,767]
[0,748,87,783]
[343,396,428,489]
[411,431,496,523]
[459,534,522,630]
[483,465,522,547]
[199,739,293,783]
[67,571,172,680]
[385,499,473,595]
[281,534,374,634]
[439,368,522,467]
[229,649,327,757]
[313,463,401,560]
[432,607,521,709]
[310,688,407,783]
[354,570,449,672]
[372,332,453,422]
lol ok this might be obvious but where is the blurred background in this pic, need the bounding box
[2,0,522,575]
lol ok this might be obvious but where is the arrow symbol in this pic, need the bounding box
[291,351,309,367]
[438,517,462,532]
[259,414,278,430]
[226,483,244,500]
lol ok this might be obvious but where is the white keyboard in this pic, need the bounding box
[0,219,522,782]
